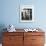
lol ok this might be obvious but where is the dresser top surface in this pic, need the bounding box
[3,29,45,33]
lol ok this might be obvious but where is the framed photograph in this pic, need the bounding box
[20,5,34,22]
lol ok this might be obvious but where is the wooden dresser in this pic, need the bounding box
[2,29,45,46]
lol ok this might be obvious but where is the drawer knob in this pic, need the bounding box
[9,37,14,40]
[32,39,36,40]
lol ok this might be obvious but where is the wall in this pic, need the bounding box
[0,0,46,29]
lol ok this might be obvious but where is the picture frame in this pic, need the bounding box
[20,5,34,22]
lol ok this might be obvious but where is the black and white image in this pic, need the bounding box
[21,8,32,20]
[20,5,34,22]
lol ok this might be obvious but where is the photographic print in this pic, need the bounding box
[20,5,34,22]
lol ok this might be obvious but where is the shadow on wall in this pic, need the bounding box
[0,24,7,43]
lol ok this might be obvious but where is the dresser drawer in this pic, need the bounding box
[24,32,44,36]
[32,36,45,44]
[3,35,23,44]
[32,44,44,46]
[3,32,23,36]
[3,43,23,46]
